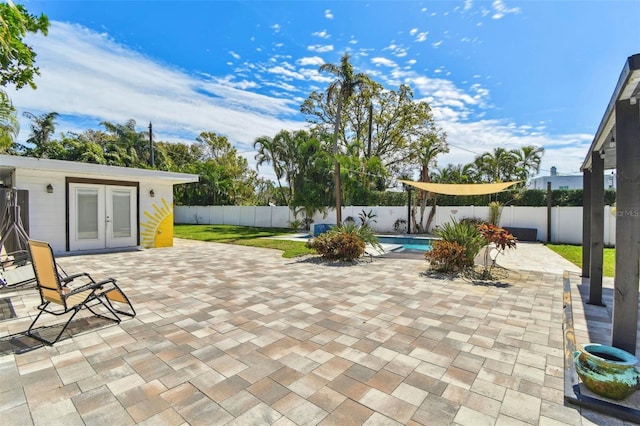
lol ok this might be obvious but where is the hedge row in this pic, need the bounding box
[371,189,616,207]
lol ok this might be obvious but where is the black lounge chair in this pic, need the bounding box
[26,239,135,345]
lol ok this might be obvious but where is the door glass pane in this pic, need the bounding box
[77,189,98,239]
[111,191,131,238]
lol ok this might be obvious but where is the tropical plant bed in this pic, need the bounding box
[425,219,517,281]
[421,264,519,288]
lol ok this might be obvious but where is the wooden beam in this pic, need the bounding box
[582,170,591,278]
[611,97,640,354]
[589,151,604,305]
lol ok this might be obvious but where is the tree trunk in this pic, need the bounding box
[425,197,437,233]
[415,166,431,233]
[333,95,343,225]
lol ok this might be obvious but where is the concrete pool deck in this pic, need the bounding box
[0,239,637,425]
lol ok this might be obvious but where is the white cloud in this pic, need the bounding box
[297,56,325,66]
[492,0,521,19]
[265,80,298,92]
[324,9,334,19]
[383,42,408,57]
[312,30,330,39]
[437,119,589,176]
[432,40,443,48]
[415,32,428,42]
[298,68,334,84]
[271,23,281,32]
[229,51,240,60]
[9,22,306,148]
[308,44,334,53]
[371,57,397,68]
[464,0,473,11]
[409,28,418,36]
[373,68,585,176]
[215,76,259,90]
[267,66,305,80]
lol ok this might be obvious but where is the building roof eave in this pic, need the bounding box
[0,155,199,184]
[581,54,640,172]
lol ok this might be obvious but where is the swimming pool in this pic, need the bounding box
[377,236,435,252]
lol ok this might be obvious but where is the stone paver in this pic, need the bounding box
[0,238,637,425]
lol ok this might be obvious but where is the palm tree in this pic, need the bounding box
[319,53,371,225]
[414,129,448,232]
[255,132,291,207]
[23,111,58,146]
[513,145,544,183]
[473,147,517,183]
[433,163,477,184]
[100,119,150,167]
[0,89,19,152]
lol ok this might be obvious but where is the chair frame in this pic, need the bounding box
[26,240,136,345]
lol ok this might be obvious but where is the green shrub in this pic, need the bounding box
[305,222,379,261]
[289,219,303,230]
[434,218,485,265]
[488,201,502,225]
[429,189,616,207]
[346,221,382,252]
[460,217,484,227]
[425,240,468,272]
[307,228,365,261]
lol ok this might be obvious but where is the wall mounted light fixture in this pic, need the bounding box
[149,189,155,197]
[46,184,53,193]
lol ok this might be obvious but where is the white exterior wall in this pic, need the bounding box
[175,204,617,246]
[14,168,67,248]
[12,169,176,253]
[528,173,617,190]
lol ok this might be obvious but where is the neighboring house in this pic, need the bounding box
[0,155,198,254]
[528,166,616,190]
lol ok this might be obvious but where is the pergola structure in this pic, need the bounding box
[581,53,640,354]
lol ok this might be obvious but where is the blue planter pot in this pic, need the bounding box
[574,343,640,400]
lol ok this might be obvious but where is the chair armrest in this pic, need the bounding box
[94,278,118,288]
[66,280,105,295]
[61,272,94,286]
[65,277,117,295]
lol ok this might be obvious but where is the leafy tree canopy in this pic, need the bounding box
[0,2,49,89]
[0,89,18,151]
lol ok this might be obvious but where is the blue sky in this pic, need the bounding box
[9,0,640,182]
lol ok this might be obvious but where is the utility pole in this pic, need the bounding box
[149,122,154,167]
[367,102,373,158]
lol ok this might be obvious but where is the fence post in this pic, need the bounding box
[546,182,552,243]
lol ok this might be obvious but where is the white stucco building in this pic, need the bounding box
[0,155,198,254]
[528,166,616,190]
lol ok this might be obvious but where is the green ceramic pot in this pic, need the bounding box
[574,343,640,400]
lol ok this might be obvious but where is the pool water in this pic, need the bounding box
[377,236,434,252]
[402,243,432,252]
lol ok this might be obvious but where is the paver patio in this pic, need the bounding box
[0,239,636,425]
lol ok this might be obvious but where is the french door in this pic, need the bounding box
[69,183,137,250]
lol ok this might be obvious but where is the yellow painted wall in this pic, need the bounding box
[140,197,174,248]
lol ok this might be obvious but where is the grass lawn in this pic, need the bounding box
[174,224,315,258]
[546,244,615,277]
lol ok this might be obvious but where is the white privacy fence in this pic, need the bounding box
[174,205,617,245]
